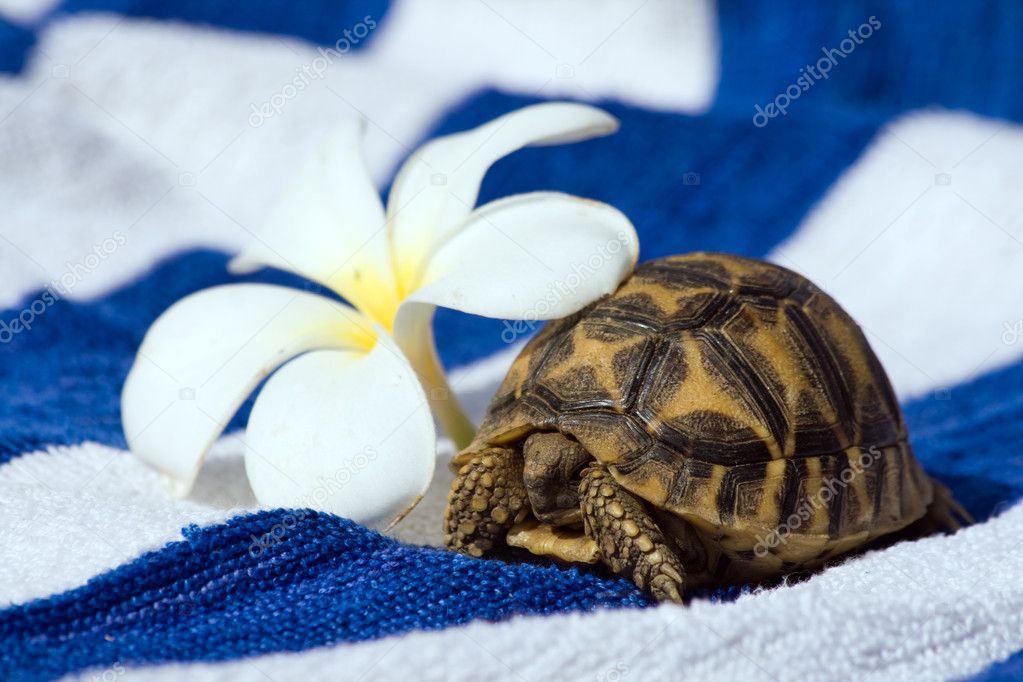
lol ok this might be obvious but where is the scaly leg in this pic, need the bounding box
[444,448,530,558]
[579,465,686,603]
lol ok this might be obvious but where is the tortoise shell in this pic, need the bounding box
[457,252,933,583]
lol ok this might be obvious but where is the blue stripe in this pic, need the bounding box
[0,17,33,73]
[905,357,1023,521]
[966,648,1023,682]
[56,0,393,47]
[716,0,1023,121]
[0,510,647,681]
[0,250,309,464]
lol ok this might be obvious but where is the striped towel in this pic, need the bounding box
[1,1,1021,680]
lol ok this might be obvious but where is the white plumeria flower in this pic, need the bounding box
[121,102,639,528]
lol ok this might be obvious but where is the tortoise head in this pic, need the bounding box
[521,432,593,526]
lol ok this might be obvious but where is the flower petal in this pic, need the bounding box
[387,102,619,293]
[121,284,374,495]
[243,337,435,529]
[392,303,477,449]
[228,120,400,326]
[394,192,638,335]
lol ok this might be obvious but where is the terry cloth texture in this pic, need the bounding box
[0,1,1022,680]
[0,510,648,678]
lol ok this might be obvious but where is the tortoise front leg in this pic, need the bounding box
[444,448,530,558]
[579,465,686,603]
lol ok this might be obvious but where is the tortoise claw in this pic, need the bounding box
[579,466,688,603]
[651,573,684,604]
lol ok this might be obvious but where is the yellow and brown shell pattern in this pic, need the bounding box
[462,252,933,583]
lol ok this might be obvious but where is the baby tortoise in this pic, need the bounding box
[444,253,970,602]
